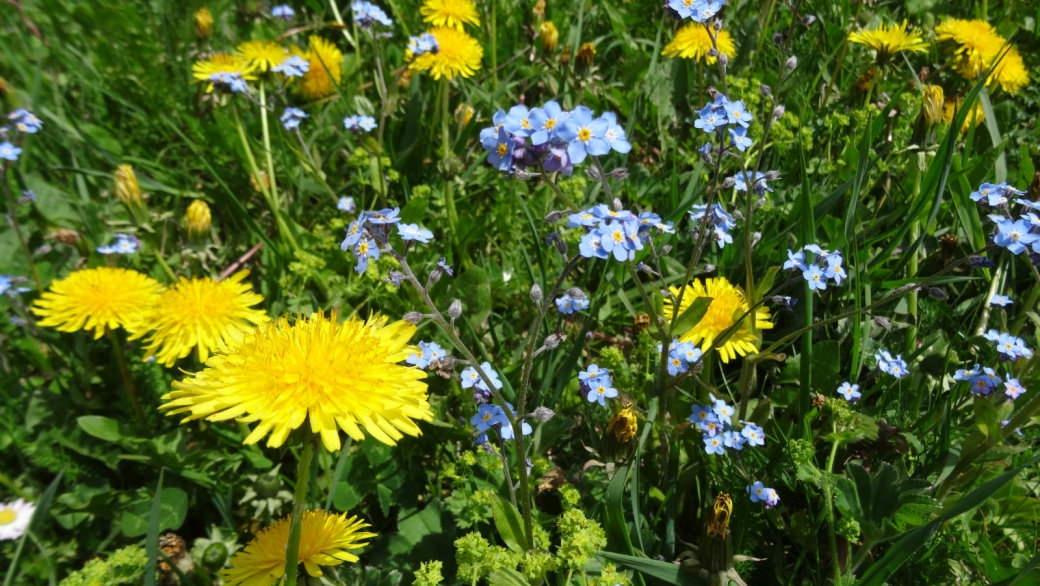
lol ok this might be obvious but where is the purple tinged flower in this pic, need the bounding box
[437,257,454,276]
[748,481,768,502]
[694,102,726,133]
[8,109,43,133]
[280,106,308,130]
[471,404,507,432]
[273,55,310,77]
[1004,376,1026,400]
[271,4,295,19]
[711,395,734,426]
[461,361,504,392]
[544,142,574,175]
[367,207,400,225]
[953,364,980,381]
[741,422,765,446]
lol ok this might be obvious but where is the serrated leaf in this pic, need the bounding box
[834,477,863,519]
[489,567,530,586]
[490,495,528,553]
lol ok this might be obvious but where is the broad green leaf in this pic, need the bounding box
[454,267,492,328]
[121,486,187,538]
[142,471,164,586]
[490,495,528,554]
[604,465,636,555]
[77,415,124,443]
[973,396,1001,442]
[753,266,781,303]
[670,297,713,338]
[597,551,708,586]
[489,567,531,586]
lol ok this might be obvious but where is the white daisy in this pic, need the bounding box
[0,498,35,541]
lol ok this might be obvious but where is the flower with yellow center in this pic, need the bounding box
[935,18,1029,95]
[128,271,268,366]
[539,21,559,52]
[921,85,944,125]
[160,311,434,452]
[420,0,479,30]
[186,199,212,236]
[293,36,343,100]
[222,510,376,586]
[0,499,34,541]
[237,40,289,73]
[32,268,164,339]
[194,7,213,37]
[114,164,142,205]
[192,53,258,92]
[662,277,773,363]
[409,27,482,80]
[848,20,928,64]
[662,24,736,64]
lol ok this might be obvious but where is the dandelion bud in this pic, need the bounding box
[194,7,213,37]
[185,199,212,237]
[922,85,944,126]
[661,244,673,255]
[772,105,786,122]
[609,168,629,180]
[721,176,736,189]
[785,55,798,71]
[533,406,555,422]
[448,299,463,319]
[873,315,892,329]
[530,284,543,303]
[772,32,784,45]
[403,311,423,324]
[114,164,142,205]
[567,287,586,300]
[612,198,624,211]
[760,84,772,97]
[585,165,602,180]
[544,210,567,223]
[801,15,817,26]
[539,21,559,52]
[718,53,729,67]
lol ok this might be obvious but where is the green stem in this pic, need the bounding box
[906,162,922,353]
[2,168,44,291]
[824,425,842,584]
[107,328,146,425]
[152,249,177,282]
[490,0,498,93]
[440,79,458,234]
[975,257,1003,335]
[283,440,316,586]
[540,168,580,211]
[591,156,613,201]
[258,81,279,209]
[798,272,814,419]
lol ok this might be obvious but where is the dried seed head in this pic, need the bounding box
[428,267,444,284]
[721,176,736,189]
[764,170,781,181]
[718,53,729,67]
[448,299,463,319]
[928,287,947,300]
[772,32,784,45]
[542,333,562,350]
[707,47,719,58]
[585,165,602,180]
[609,167,629,180]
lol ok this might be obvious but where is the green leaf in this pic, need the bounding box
[489,567,531,586]
[833,477,863,519]
[650,287,665,325]
[490,495,528,553]
[121,486,188,538]
[80,122,124,155]
[809,340,842,393]
[453,267,492,328]
[973,396,1001,442]
[754,266,781,302]
[855,451,1040,586]
[597,551,708,586]
[142,470,163,586]
[604,465,636,555]
[670,297,713,338]
[77,415,124,443]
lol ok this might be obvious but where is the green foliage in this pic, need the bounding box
[58,546,148,586]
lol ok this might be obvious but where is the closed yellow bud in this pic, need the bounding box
[576,42,596,65]
[539,21,559,52]
[186,199,212,236]
[455,103,474,127]
[532,0,546,20]
[600,404,638,462]
[922,85,943,125]
[114,164,142,205]
[194,7,213,38]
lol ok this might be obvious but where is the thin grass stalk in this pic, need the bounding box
[107,328,146,425]
[2,168,43,291]
[283,440,316,586]
[258,81,280,210]
[905,161,923,353]
[440,79,458,234]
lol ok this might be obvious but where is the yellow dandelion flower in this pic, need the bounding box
[921,85,944,125]
[194,7,213,37]
[935,18,1029,95]
[420,0,480,30]
[160,311,434,452]
[848,20,928,63]
[222,510,376,586]
[192,53,258,92]
[186,199,212,236]
[942,98,985,135]
[662,277,774,363]
[114,164,142,205]
[32,268,164,340]
[128,271,268,367]
[294,36,343,100]
[606,404,638,443]
[539,21,559,52]
[237,40,288,73]
[662,24,736,64]
[409,27,482,80]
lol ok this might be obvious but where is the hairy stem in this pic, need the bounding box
[283,440,315,586]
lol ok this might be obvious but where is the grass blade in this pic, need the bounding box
[143,469,165,586]
[2,468,64,586]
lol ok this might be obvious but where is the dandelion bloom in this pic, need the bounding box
[942,98,985,134]
[409,27,482,80]
[222,510,376,585]
[921,85,944,125]
[662,24,736,64]
[662,277,774,363]
[539,21,559,52]
[128,271,267,366]
[848,20,927,63]
[294,36,344,99]
[420,0,479,30]
[186,199,212,235]
[935,18,1029,94]
[0,499,34,541]
[192,53,258,92]
[237,40,289,73]
[32,268,164,339]
[160,311,434,451]
[194,7,213,37]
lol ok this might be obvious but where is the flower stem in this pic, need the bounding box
[591,156,613,201]
[905,162,923,353]
[824,426,842,584]
[283,440,315,586]
[258,81,280,207]
[439,79,458,234]
[490,0,498,93]
[2,168,44,291]
[152,249,178,282]
[107,328,146,425]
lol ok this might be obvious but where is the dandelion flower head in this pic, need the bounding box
[420,0,480,30]
[662,24,736,64]
[409,27,483,80]
[662,277,774,363]
[293,36,344,100]
[935,18,1028,95]
[32,267,164,340]
[160,311,434,452]
[848,20,928,63]
[192,53,258,92]
[128,271,268,367]
[237,40,289,72]
[221,510,376,586]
